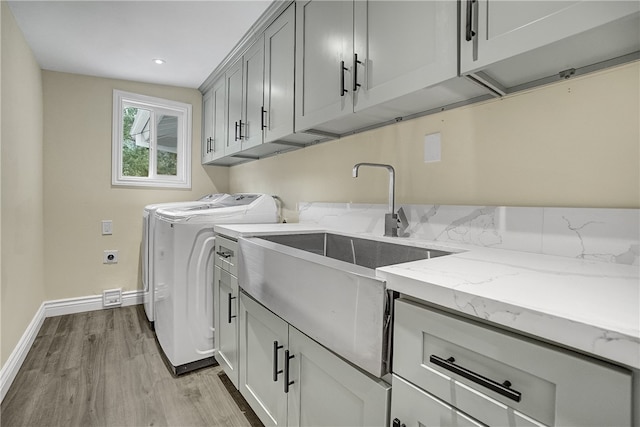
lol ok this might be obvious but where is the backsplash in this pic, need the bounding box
[298,203,639,265]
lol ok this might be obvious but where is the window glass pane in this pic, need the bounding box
[156,114,178,176]
[122,106,150,177]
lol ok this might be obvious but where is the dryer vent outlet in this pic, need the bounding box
[103,288,122,308]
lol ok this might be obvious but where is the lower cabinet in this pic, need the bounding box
[214,265,239,388]
[391,298,633,427]
[239,292,391,427]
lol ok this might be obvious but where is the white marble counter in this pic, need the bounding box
[214,222,640,370]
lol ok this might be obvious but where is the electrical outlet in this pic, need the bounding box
[103,250,118,264]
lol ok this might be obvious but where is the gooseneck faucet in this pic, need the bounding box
[352,163,408,237]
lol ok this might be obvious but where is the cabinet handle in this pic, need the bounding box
[215,250,232,259]
[208,137,213,153]
[340,61,348,97]
[238,119,244,140]
[430,355,522,402]
[392,418,406,427]
[466,0,477,42]
[353,53,362,92]
[284,350,295,393]
[261,106,267,130]
[273,341,284,381]
[234,121,239,141]
[227,293,237,324]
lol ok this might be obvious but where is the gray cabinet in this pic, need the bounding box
[201,78,226,163]
[287,327,390,427]
[461,0,640,90]
[241,36,266,151]
[263,4,295,143]
[352,1,458,112]
[214,236,240,387]
[239,292,289,427]
[391,298,633,427]
[225,57,244,156]
[295,0,483,135]
[214,266,239,388]
[294,0,354,132]
[239,292,390,427]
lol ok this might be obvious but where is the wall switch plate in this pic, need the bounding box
[101,220,113,235]
[103,288,122,307]
[103,250,118,264]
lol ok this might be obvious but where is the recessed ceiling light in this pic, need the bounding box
[153,58,166,65]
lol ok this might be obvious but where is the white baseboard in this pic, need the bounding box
[0,290,144,403]
[0,302,45,403]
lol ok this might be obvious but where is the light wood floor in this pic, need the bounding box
[1,305,259,427]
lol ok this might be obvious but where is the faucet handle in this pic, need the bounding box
[397,207,409,236]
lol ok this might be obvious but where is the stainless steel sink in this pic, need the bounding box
[259,232,451,269]
[238,232,452,378]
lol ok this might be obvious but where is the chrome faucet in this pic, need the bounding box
[352,163,408,237]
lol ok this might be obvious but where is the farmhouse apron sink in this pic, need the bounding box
[238,232,451,377]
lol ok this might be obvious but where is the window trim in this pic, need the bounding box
[112,90,192,189]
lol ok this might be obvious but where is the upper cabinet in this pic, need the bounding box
[294,0,354,132]
[201,0,639,165]
[263,6,296,143]
[201,77,226,163]
[352,1,457,112]
[461,0,640,92]
[225,57,244,157]
[295,0,487,135]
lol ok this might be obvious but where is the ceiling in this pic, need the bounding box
[7,0,273,89]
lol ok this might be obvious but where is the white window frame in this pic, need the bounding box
[112,90,192,188]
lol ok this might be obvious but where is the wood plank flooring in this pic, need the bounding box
[1,305,260,427]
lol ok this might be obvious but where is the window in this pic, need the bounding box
[112,90,192,188]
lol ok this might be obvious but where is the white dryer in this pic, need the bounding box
[142,193,230,325]
[153,193,279,375]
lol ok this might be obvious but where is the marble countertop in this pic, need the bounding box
[215,223,640,370]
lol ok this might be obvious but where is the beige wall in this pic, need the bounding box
[1,2,46,367]
[230,62,640,221]
[42,71,229,301]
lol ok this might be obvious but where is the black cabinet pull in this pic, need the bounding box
[261,106,267,130]
[215,250,232,259]
[340,61,348,97]
[392,418,405,427]
[238,119,244,140]
[353,53,362,92]
[234,121,239,141]
[430,354,522,402]
[227,293,237,324]
[284,350,295,393]
[466,0,476,41]
[273,341,284,381]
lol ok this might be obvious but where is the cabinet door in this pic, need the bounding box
[294,0,353,132]
[287,327,390,427]
[391,374,486,427]
[460,0,639,74]
[264,4,295,143]
[225,57,244,156]
[214,266,239,388]
[242,36,265,150]
[210,77,227,160]
[239,292,289,427]
[201,88,214,164]
[353,1,457,112]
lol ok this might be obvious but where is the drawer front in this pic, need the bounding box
[215,235,238,276]
[391,374,485,427]
[393,299,632,427]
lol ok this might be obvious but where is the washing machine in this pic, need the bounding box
[142,193,230,325]
[153,193,279,375]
